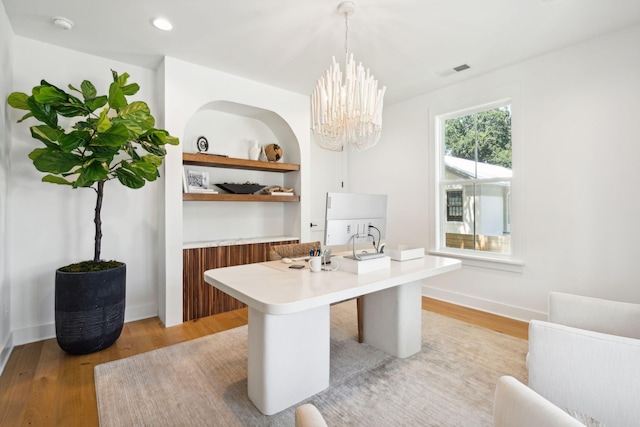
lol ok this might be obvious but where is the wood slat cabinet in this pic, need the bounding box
[183,240,298,321]
[182,153,300,202]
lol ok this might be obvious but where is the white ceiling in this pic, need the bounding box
[3,0,640,104]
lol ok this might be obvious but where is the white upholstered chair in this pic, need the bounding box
[493,376,584,427]
[294,403,328,427]
[527,292,640,427]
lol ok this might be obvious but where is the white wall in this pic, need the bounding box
[0,1,14,372]
[8,38,161,345]
[350,24,640,320]
[159,57,311,326]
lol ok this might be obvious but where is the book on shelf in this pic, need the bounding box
[188,187,218,194]
[269,191,294,196]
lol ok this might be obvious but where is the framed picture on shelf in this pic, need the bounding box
[183,168,218,193]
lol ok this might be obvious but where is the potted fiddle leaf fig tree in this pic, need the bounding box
[7,70,179,354]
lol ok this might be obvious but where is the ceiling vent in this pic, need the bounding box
[437,64,471,77]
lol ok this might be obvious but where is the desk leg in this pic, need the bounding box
[362,280,422,358]
[247,305,330,415]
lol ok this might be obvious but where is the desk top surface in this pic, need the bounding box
[204,255,461,315]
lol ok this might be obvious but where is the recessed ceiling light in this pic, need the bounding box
[151,17,173,31]
[52,17,74,30]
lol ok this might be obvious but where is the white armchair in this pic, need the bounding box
[494,376,584,427]
[295,404,328,427]
[527,292,640,427]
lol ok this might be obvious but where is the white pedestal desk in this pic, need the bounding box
[204,255,461,415]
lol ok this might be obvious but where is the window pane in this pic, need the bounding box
[443,106,512,180]
[444,182,511,255]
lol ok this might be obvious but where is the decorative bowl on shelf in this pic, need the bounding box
[215,183,266,194]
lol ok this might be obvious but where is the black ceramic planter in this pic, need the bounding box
[55,264,126,354]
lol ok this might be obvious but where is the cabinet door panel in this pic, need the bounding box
[183,240,298,321]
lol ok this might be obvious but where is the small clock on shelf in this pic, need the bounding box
[196,136,209,153]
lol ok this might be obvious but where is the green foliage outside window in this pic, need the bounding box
[444,106,512,169]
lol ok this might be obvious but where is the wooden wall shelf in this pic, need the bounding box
[182,152,300,202]
[183,193,300,202]
[183,152,299,173]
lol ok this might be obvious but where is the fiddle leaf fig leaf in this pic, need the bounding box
[143,154,163,167]
[120,101,149,116]
[108,81,126,111]
[117,72,130,86]
[33,85,68,104]
[59,130,92,152]
[115,167,145,189]
[121,83,139,96]
[123,160,158,181]
[80,80,97,99]
[80,159,109,182]
[28,147,49,161]
[118,101,154,134]
[55,103,89,118]
[16,112,34,123]
[96,108,111,133]
[85,95,108,112]
[98,123,130,147]
[42,175,73,186]
[30,125,62,145]
[32,149,80,174]
[26,97,57,128]
[166,135,179,146]
[139,140,166,156]
[7,92,29,110]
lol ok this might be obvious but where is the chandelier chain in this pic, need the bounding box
[344,11,349,57]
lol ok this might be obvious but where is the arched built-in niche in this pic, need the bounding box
[191,100,301,163]
[182,100,302,244]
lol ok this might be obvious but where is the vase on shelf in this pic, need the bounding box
[258,145,268,162]
[248,140,261,161]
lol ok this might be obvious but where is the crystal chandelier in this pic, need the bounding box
[311,1,386,151]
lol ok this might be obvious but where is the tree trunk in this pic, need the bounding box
[94,180,104,263]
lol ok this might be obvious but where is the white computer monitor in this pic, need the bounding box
[324,192,387,258]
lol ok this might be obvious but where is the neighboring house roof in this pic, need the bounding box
[444,155,512,179]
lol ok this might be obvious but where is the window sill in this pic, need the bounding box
[429,249,524,273]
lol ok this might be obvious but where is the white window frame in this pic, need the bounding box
[428,86,524,272]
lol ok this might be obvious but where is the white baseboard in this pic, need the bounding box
[124,302,158,323]
[11,302,159,347]
[13,322,56,346]
[422,286,547,322]
[0,332,14,377]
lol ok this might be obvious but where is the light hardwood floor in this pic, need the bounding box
[0,298,527,426]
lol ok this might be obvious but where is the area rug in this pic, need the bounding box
[95,300,528,426]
